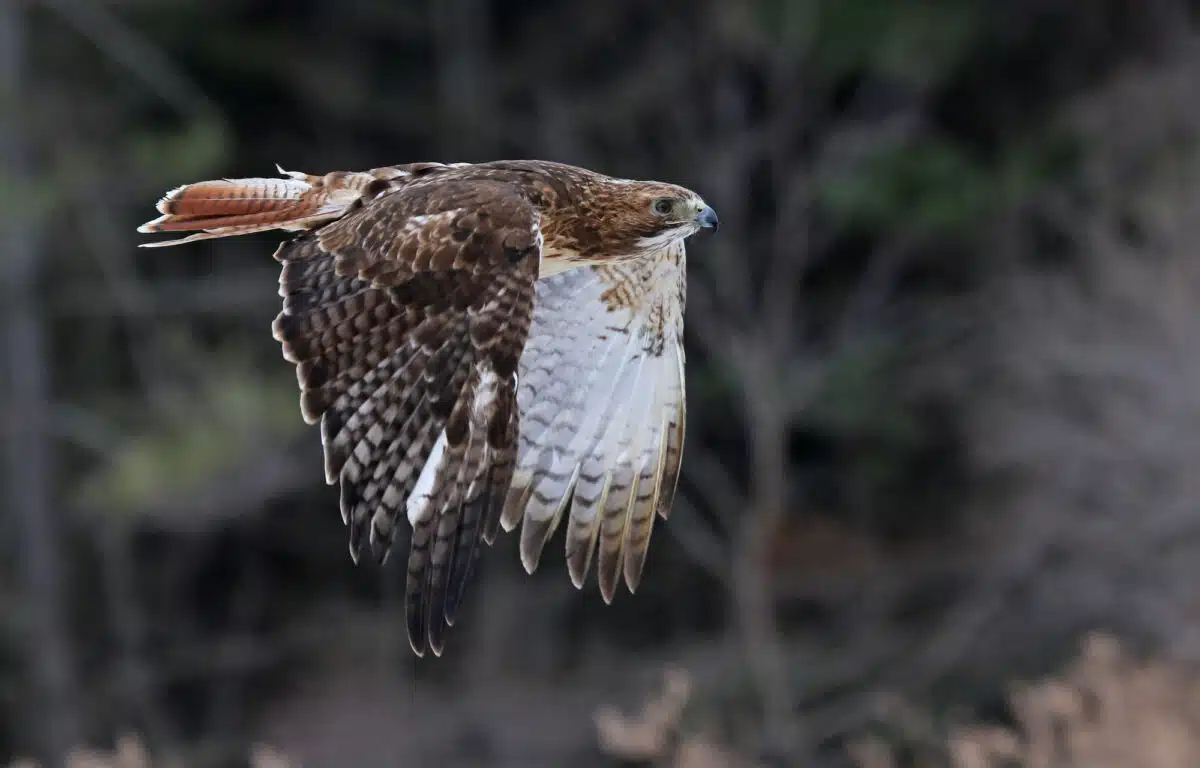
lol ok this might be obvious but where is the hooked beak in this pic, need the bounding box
[695,205,719,232]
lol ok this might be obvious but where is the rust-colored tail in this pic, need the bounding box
[138,166,383,248]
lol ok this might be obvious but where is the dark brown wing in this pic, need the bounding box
[271,179,540,656]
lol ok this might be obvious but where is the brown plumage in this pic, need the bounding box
[139,159,716,656]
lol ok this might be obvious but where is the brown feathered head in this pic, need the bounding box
[534,172,718,264]
[604,181,718,253]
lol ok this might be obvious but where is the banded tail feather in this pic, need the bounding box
[137,166,408,247]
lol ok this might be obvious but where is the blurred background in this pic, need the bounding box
[3,0,1200,766]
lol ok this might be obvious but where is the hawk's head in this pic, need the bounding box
[604,181,718,256]
[541,177,717,264]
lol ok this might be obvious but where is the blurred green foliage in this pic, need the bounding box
[811,334,920,445]
[820,139,995,234]
[75,356,301,515]
[812,0,980,85]
[819,133,1081,235]
[127,118,229,182]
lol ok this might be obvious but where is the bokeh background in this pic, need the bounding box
[4,0,1200,766]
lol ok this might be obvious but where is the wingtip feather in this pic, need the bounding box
[500,477,532,533]
[407,636,427,658]
[519,517,552,574]
[599,575,617,605]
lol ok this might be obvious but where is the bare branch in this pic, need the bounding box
[663,499,732,586]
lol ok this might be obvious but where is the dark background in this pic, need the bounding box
[3,1,1200,766]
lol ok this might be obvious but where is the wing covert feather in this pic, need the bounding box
[272,181,539,656]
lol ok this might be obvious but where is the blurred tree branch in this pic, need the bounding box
[0,1,81,761]
[49,273,280,318]
[36,0,220,121]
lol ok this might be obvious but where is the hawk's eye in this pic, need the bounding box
[652,198,674,216]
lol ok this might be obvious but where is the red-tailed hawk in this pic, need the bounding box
[138,160,717,656]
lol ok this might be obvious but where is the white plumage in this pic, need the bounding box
[504,241,687,601]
